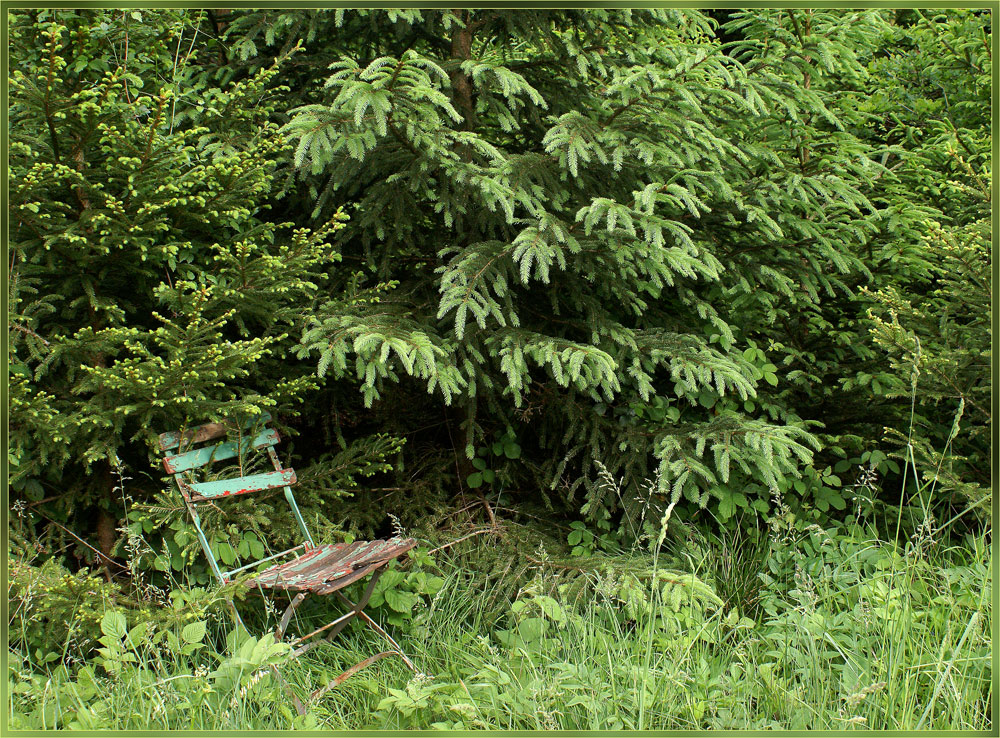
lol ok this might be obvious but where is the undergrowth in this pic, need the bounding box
[8,506,991,730]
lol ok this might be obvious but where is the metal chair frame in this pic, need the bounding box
[157,413,416,711]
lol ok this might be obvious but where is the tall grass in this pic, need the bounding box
[9,506,990,730]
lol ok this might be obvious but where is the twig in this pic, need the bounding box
[169,11,203,135]
[442,500,483,519]
[43,25,63,164]
[30,509,130,571]
[442,409,467,503]
[479,490,498,532]
[427,529,494,555]
[10,322,50,346]
[26,492,71,507]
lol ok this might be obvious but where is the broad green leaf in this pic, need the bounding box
[384,588,418,613]
[182,621,207,644]
[718,495,735,521]
[101,611,128,641]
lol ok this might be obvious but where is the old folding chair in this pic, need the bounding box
[157,412,417,702]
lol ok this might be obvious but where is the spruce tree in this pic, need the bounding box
[7,10,396,565]
[238,9,904,531]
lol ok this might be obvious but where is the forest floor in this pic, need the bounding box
[8,513,991,730]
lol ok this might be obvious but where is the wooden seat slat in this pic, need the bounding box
[162,429,280,473]
[158,411,418,689]
[188,468,295,500]
[250,539,417,593]
[158,412,272,451]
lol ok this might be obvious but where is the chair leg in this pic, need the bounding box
[333,589,417,672]
[291,566,387,655]
[276,591,308,641]
[268,592,312,716]
[309,651,400,702]
[269,663,307,716]
[227,599,249,634]
[274,564,419,708]
[353,609,417,672]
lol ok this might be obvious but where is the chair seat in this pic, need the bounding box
[250,538,417,595]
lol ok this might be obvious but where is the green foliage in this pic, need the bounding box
[566,520,614,557]
[270,8,913,527]
[7,549,232,666]
[11,7,990,561]
[860,10,990,516]
[7,9,417,567]
[372,521,989,730]
[9,10,297,510]
[9,616,294,729]
[7,10,991,731]
[364,553,446,628]
[8,558,123,664]
[8,510,991,730]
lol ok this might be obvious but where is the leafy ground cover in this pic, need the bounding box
[9,485,991,730]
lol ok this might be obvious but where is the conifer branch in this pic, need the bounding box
[43,25,63,164]
[11,322,51,347]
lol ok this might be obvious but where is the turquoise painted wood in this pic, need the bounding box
[162,428,280,473]
[188,468,296,500]
[160,413,313,585]
[158,412,272,451]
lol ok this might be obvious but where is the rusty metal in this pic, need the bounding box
[313,562,382,596]
[288,610,354,648]
[309,651,401,702]
[277,592,309,641]
[290,636,329,659]
[290,565,386,647]
[344,603,417,672]
[269,663,307,717]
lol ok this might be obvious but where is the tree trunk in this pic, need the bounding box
[449,10,476,131]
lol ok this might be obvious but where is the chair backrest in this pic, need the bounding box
[158,413,315,584]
